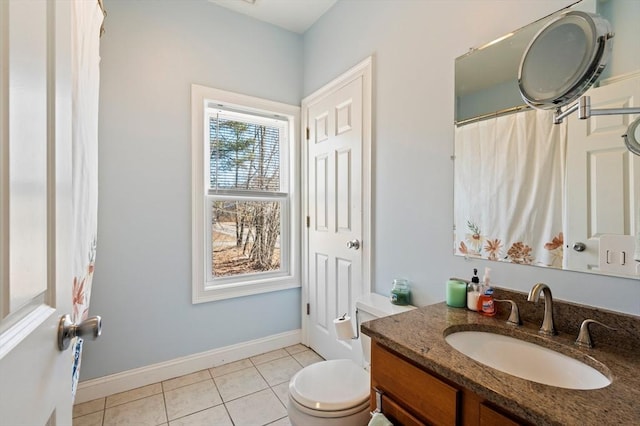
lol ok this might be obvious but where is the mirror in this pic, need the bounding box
[520,8,640,130]
[454,0,640,279]
[518,11,613,110]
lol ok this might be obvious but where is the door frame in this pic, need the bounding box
[300,56,373,346]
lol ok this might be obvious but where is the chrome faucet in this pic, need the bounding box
[575,319,617,348]
[494,299,521,326]
[527,283,557,336]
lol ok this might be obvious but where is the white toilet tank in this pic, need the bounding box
[355,292,415,367]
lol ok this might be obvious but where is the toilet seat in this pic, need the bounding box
[288,393,370,418]
[288,359,370,412]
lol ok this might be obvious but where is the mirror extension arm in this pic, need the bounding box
[554,95,640,124]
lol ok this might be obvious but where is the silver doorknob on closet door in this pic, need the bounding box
[346,239,360,250]
[573,242,586,252]
[58,314,102,351]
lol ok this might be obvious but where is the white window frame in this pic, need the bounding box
[191,84,300,303]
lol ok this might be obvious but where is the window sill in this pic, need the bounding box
[192,277,300,304]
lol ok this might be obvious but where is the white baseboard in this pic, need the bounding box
[75,329,301,404]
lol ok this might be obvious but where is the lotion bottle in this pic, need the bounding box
[477,267,496,316]
[466,268,480,311]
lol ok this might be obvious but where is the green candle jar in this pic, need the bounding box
[390,279,411,305]
[446,279,467,308]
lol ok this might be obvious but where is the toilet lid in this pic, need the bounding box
[289,359,370,411]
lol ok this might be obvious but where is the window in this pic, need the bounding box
[192,85,300,303]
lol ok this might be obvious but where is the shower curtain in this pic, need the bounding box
[71,0,104,400]
[454,109,567,268]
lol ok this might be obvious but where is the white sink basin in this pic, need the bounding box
[445,331,611,390]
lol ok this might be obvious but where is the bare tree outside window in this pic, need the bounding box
[209,116,283,278]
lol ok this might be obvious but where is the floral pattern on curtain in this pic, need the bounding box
[71,0,104,400]
[454,109,567,269]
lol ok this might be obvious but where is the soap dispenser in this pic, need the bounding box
[467,269,480,311]
[477,267,496,316]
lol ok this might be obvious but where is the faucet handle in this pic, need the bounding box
[575,319,617,348]
[494,299,522,326]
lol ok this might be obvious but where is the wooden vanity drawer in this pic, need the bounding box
[378,394,427,426]
[479,403,522,426]
[371,341,459,426]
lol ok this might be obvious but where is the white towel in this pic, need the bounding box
[368,412,393,426]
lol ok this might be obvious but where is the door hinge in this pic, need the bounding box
[306,303,310,315]
[306,127,310,140]
[306,216,310,228]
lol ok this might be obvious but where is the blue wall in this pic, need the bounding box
[81,0,303,380]
[303,0,639,314]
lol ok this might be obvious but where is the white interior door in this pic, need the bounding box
[304,59,371,363]
[0,1,74,424]
[565,75,640,276]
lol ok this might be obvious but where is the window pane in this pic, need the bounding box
[210,117,281,192]
[211,200,281,278]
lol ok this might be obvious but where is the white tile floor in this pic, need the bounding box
[73,344,324,426]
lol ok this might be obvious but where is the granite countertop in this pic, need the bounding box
[361,302,640,425]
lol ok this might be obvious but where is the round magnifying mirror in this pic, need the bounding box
[518,11,613,110]
[623,117,640,156]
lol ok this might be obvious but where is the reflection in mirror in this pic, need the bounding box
[454,0,640,279]
[454,109,565,267]
[623,118,640,156]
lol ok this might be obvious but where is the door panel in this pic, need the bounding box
[315,155,329,230]
[5,0,48,316]
[336,149,352,231]
[566,76,639,276]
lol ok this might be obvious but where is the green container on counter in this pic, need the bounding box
[390,279,411,305]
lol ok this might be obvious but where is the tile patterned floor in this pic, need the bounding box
[73,344,324,426]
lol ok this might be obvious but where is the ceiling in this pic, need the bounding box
[208,0,338,34]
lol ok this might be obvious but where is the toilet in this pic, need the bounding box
[287,293,415,426]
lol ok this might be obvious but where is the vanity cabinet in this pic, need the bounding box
[370,341,527,426]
